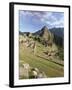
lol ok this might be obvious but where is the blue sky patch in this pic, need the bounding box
[19,10,64,33]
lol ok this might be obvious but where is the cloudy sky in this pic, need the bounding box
[19,10,64,33]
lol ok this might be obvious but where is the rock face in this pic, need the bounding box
[19,26,64,47]
[34,26,54,47]
[34,26,51,37]
[19,63,47,79]
[33,26,64,47]
[50,28,64,38]
[19,63,30,79]
[40,26,51,39]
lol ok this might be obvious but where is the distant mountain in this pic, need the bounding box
[33,26,64,39]
[19,26,64,47]
[19,31,24,35]
[49,28,64,38]
[33,26,54,46]
[49,28,64,46]
[33,26,64,47]
[19,31,32,37]
[34,26,53,38]
[33,26,48,35]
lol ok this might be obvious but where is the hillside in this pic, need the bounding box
[33,26,64,47]
[19,26,64,79]
[50,28,64,46]
[49,28,64,38]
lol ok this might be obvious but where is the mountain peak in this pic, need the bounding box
[41,26,50,35]
[33,26,49,37]
[41,26,48,31]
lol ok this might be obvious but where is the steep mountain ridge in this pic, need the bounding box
[19,26,64,47]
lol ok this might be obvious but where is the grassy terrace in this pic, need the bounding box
[19,41,64,78]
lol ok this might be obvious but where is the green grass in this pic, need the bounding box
[19,40,64,79]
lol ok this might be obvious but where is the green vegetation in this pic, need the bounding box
[19,35,64,79]
[19,26,64,79]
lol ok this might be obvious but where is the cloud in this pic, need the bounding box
[39,12,64,27]
[20,10,64,28]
